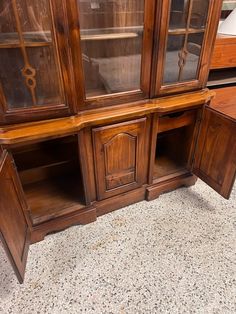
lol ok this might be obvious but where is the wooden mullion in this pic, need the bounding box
[177,0,194,82]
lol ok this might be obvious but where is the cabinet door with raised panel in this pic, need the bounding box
[152,0,222,96]
[193,107,236,199]
[0,0,76,124]
[75,0,155,108]
[93,118,148,200]
[0,150,30,283]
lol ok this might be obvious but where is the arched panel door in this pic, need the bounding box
[92,118,148,200]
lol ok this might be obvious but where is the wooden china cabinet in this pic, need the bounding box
[0,0,235,283]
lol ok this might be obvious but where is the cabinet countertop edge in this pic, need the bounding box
[0,89,215,145]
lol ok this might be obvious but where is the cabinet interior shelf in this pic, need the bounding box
[24,174,85,225]
[0,41,52,49]
[81,32,139,41]
[0,31,52,49]
[11,135,86,225]
[80,26,143,41]
[168,28,205,35]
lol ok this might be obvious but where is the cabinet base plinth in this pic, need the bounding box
[146,174,197,201]
[30,206,97,244]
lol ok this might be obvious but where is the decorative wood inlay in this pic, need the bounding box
[11,0,37,106]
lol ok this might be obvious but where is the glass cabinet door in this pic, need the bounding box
[76,0,155,105]
[0,0,76,124]
[152,0,222,96]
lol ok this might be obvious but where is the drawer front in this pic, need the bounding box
[158,110,197,133]
[92,118,147,200]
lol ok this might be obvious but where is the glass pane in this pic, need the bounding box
[77,0,144,98]
[163,35,185,84]
[0,1,64,110]
[169,0,190,29]
[169,0,209,30]
[190,1,209,29]
[182,33,203,81]
[163,33,204,84]
[163,0,209,85]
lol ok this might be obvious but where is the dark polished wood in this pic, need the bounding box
[0,89,215,145]
[0,150,31,283]
[93,118,148,200]
[1,1,235,284]
[210,86,236,120]
[193,106,236,199]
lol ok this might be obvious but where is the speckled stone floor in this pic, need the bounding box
[0,180,235,314]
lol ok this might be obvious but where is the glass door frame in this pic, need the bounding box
[151,0,223,97]
[71,0,156,110]
[0,0,78,125]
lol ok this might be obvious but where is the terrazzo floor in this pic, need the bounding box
[0,180,235,314]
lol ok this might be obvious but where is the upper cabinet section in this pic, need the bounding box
[0,0,77,125]
[0,1,222,123]
[152,0,223,97]
[76,0,155,107]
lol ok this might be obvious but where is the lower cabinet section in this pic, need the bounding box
[92,118,149,200]
[11,135,86,226]
[1,106,236,283]
[151,109,200,182]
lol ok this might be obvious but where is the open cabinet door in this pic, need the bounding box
[193,106,236,199]
[0,150,31,283]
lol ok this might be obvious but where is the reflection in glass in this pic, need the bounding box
[164,35,185,83]
[190,0,209,29]
[169,0,209,29]
[182,33,203,81]
[169,0,189,29]
[0,0,63,110]
[77,0,144,98]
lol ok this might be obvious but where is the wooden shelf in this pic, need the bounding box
[80,26,143,41]
[168,28,205,35]
[153,156,186,179]
[81,32,139,41]
[0,31,52,49]
[207,76,236,87]
[0,41,52,49]
[13,146,74,172]
[24,174,85,225]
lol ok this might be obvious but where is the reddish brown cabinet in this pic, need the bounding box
[0,150,30,283]
[0,1,235,284]
[93,118,148,200]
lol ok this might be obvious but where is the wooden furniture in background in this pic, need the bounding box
[211,35,236,69]
[208,0,236,86]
